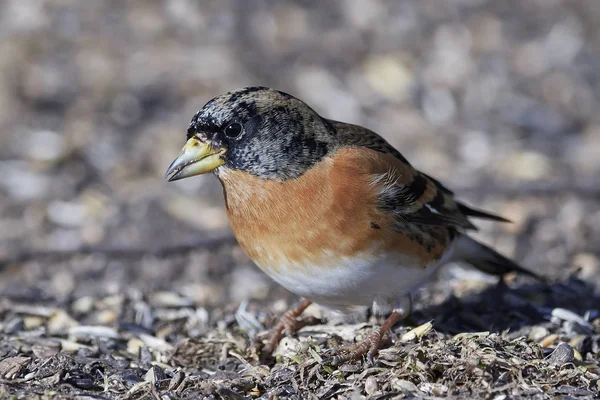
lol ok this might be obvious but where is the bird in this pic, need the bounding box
[165,86,544,365]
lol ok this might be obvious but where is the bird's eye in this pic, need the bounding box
[224,122,243,139]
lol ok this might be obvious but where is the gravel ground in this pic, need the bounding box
[1,1,600,399]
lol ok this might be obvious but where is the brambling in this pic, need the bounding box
[165,87,544,365]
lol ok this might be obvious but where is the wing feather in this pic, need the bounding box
[328,119,509,231]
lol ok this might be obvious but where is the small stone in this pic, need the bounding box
[72,296,95,314]
[528,326,549,342]
[139,333,175,352]
[422,87,456,125]
[60,340,92,352]
[551,308,594,333]
[272,336,300,359]
[229,266,270,302]
[547,343,575,365]
[572,253,599,280]
[95,309,118,325]
[392,379,420,394]
[294,67,362,124]
[513,41,547,77]
[0,161,51,200]
[69,325,119,339]
[13,304,55,318]
[31,339,61,358]
[363,55,414,102]
[160,196,229,231]
[365,376,378,396]
[503,152,551,181]
[127,338,145,355]
[110,93,142,127]
[47,310,78,334]
[47,200,87,227]
[23,316,45,330]
[4,317,24,334]
[149,291,194,308]
[21,130,66,162]
[540,334,558,348]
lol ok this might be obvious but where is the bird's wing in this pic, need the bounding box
[329,120,508,231]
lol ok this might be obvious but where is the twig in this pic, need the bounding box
[0,233,238,266]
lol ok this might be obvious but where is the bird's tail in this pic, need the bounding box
[452,235,545,282]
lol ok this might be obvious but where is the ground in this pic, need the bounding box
[0,1,600,399]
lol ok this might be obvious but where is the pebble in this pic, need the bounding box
[528,326,550,342]
[229,266,270,302]
[365,376,379,396]
[551,308,594,333]
[0,161,51,200]
[540,334,558,348]
[72,296,95,314]
[362,55,414,102]
[502,152,551,181]
[95,309,118,325]
[139,333,175,352]
[31,339,61,358]
[47,200,87,227]
[294,67,362,125]
[160,195,229,231]
[149,291,194,308]
[20,130,66,162]
[571,253,600,280]
[60,339,92,352]
[3,317,24,334]
[23,316,45,330]
[69,325,119,339]
[272,336,300,359]
[127,338,145,355]
[547,342,575,365]
[392,379,421,394]
[422,87,457,126]
[47,310,79,334]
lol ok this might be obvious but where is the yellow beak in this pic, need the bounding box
[165,137,225,182]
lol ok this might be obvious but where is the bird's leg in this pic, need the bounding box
[263,298,313,355]
[329,309,407,366]
[329,295,412,366]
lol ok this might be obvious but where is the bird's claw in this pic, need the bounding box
[326,329,385,366]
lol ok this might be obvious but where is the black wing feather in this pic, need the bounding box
[456,203,511,223]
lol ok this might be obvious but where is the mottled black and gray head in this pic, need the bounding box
[165,87,334,181]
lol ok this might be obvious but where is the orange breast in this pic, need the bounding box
[217,147,448,274]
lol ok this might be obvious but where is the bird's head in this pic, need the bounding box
[165,86,334,182]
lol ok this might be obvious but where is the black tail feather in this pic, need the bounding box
[453,235,546,283]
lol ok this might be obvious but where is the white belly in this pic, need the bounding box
[263,246,455,313]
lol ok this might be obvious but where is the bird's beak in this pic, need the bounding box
[165,137,225,182]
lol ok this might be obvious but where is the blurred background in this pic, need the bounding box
[0,0,599,308]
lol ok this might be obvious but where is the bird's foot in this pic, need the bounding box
[327,309,407,366]
[262,298,313,356]
[328,329,390,366]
